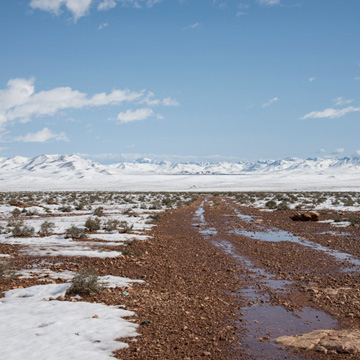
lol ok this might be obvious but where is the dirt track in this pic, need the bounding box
[117,196,360,359]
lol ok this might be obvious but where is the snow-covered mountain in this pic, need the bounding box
[0,154,359,191]
[0,154,360,176]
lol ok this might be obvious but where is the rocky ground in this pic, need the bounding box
[1,195,360,359]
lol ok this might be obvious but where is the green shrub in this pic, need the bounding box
[38,220,55,236]
[147,213,161,224]
[66,269,103,296]
[59,205,72,213]
[265,200,277,209]
[93,207,104,217]
[102,219,121,232]
[0,259,15,279]
[118,221,134,233]
[8,220,35,237]
[84,217,101,231]
[64,225,87,239]
[11,208,21,218]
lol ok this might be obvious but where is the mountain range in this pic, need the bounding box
[0,154,359,191]
[1,154,360,176]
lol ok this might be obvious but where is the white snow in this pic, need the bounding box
[18,269,144,288]
[0,234,123,257]
[0,284,138,360]
[0,154,360,190]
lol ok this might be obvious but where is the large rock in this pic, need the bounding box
[276,329,360,355]
[290,211,320,222]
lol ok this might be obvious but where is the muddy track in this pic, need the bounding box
[117,196,360,359]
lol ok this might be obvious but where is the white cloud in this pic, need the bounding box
[146,0,162,7]
[183,23,201,31]
[30,0,163,19]
[333,148,344,154]
[257,0,281,5]
[332,97,353,107]
[98,22,109,30]
[236,11,247,16]
[30,0,93,20]
[117,108,154,123]
[98,0,116,10]
[355,77,360,81]
[162,97,179,106]
[14,128,69,143]
[262,97,278,108]
[0,77,176,127]
[308,77,316,82]
[356,150,360,156]
[319,148,326,153]
[302,106,360,120]
[140,92,179,107]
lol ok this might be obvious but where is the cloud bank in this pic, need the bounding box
[0,78,178,127]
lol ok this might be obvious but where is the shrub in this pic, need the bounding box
[265,200,277,209]
[347,217,360,227]
[11,208,21,218]
[38,220,55,236]
[84,217,101,231]
[102,219,121,232]
[147,213,161,224]
[8,220,35,237]
[0,260,15,279]
[276,202,290,211]
[93,207,104,217]
[118,221,134,233]
[59,205,72,213]
[64,225,87,239]
[66,269,103,296]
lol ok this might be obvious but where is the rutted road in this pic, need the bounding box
[115,196,360,359]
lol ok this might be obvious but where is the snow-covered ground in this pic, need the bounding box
[0,283,138,360]
[0,192,193,360]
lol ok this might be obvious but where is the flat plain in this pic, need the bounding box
[1,191,360,359]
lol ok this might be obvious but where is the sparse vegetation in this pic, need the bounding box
[0,259,15,279]
[64,225,87,239]
[84,217,101,231]
[93,207,104,217]
[8,220,35,237]
[66,269,103,296]
[102,219,121,232]
[38,220,55,236]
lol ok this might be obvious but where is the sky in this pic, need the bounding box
[0,0,359,163]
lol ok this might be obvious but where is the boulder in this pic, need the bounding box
[290,212,320,222]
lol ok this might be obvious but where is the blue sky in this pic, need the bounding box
[0,0,359,163]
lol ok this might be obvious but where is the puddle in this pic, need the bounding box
[193,202,338,359]
[241,304,336,360]
[232,227,360,268]
[214,239,337,359]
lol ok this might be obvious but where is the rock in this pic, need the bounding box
[290,212,320,222]
[140,320,152,325]
[276,330,360,355]
[202,351,211,356]
[92,314,99,318]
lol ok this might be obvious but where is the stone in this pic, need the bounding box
[276,330,360,355]
[290,212,320,222]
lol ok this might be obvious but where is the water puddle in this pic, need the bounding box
[232,228,360,268]
[193,202,338,359]
[241,304,336,359]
